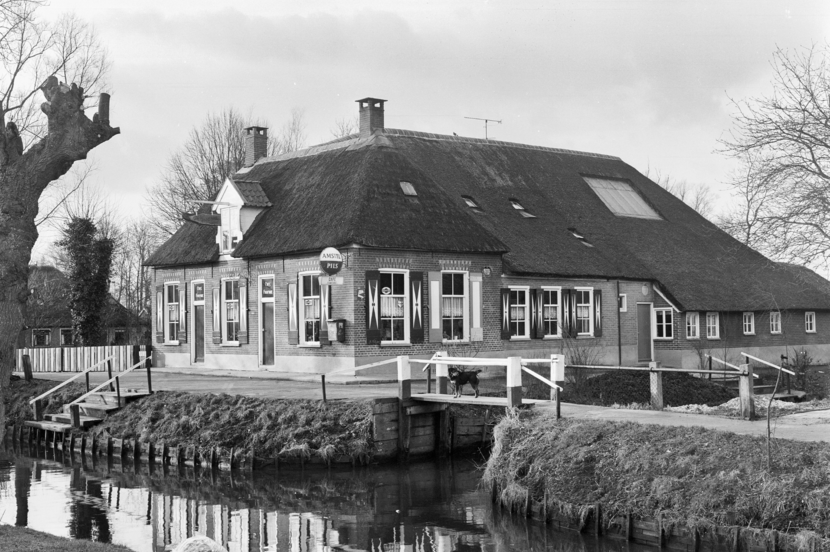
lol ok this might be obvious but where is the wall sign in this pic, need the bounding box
[319,247,344,275]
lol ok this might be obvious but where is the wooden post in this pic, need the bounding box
[33,399,44,421]
[426,366,431,394]
[70,404,81,429]
[551,354,565,419]
[107,359,115,392]
[506,357,522,408]
[397,356,411,400]
[22,354,33,382]
[739,363,756,420]
[85,371,90,392]
[436,351,449,394]
[145,352,153,394]
[649,361,663,410]
[708,355,712,381]
[320,374,327,404]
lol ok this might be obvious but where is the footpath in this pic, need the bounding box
[17,367,830,443]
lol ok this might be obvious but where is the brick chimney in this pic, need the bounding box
[356,98,386,138]
[244,126,268,167]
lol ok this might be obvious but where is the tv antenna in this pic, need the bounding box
[464,116,502,140]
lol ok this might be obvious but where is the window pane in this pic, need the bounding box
[584,177,662,220]
[442,273,453,293]
[453,273,464,293]
[381,296,404,317]
[261,278,273,299]
[380,272,392,291]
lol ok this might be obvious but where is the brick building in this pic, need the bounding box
[145,98,830,373]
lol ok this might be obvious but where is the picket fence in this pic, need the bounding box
[16,345,148,373]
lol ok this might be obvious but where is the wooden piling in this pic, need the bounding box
[506,357,522,408]
[649,362,663,410]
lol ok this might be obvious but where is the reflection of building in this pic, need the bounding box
[20,265,149,348]
[147,98,830,374]
[1,449,496,552]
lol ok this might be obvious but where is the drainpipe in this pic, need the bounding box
[616,280,622,365]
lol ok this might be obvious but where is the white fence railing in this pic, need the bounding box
[16,345,147,373]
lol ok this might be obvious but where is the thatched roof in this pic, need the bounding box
[147,128,830,311]
[144,220,219,267]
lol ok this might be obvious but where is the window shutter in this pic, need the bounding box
[718,312,724,339]
[319,284,330,345]
[238,278,248,344]
[593,289,602,337]
[212,287,221,344]
[561,289,571,338]
[410,272,424,344]
[530,288,539,338]
[534,289,545,339]
[366,271,381,345]
[500,288,511,340]
[428,272,443,342]
[569,290,579,337]
[470,273,483,342]
[177,284,188,343]
[155,286,164,343]
[287,281,298,345]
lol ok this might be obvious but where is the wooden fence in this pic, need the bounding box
[16,345,148,373]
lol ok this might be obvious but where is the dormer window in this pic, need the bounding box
[462,195,483,213]
[400,181,417,196]
[583,176,662,220]
[509,198,536,218]
[219,205,241,253]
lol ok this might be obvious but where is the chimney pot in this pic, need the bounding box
[244,126,268,167]
[356,98,386,138]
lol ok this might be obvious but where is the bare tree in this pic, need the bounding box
[147,106,308,236]
[271,107,307,155]
[109,217,161,336]
[330,115,358,139]
[0,1,117,430]
[720,44,830,268]
[643,166,715,220]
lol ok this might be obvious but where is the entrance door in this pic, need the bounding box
[262,303,274,365]
[193,282,205,363]
[194,305,205,362]
[637,303,652,362]
[260,276,275,366]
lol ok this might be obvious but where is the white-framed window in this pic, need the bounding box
[380,270,409,344]
[805,311,816,333]
[299,273,322,345]
[442,271,468,341]
[706,312,720,339]
[165,282,180,344]
[32,328,51,347]
[60,328,73,346]
[509,286,530,339]
[222,279,240,344]
[770,311,781,334]
[575,288,594,336]
[686,312,699,339]
[742,312,755,335]
[654,308,673,339]
[542,287,561,337]
[219,205,241,253]
[618,294,627,312]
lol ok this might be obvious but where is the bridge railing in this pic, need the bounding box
[405,354,565,414]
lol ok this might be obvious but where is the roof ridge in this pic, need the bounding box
[384,128,622,160]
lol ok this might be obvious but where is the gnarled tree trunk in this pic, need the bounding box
[0,76,119,436]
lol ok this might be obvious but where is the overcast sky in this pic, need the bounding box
[31,0,830,260]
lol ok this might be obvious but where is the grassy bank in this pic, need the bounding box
[0,525,132,552]
[4,378,87,426]
[90,391,374,463]
[483,409,830,539]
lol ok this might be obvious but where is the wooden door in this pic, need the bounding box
[262,302,274,365]
[194,305,205,362]
[637,303,652,362]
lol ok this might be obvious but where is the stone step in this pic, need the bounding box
[63,401,120,419]
[45,413,101,429]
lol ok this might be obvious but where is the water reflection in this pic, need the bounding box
[0,443,654,552]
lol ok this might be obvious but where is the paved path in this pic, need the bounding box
[17,368,830,443]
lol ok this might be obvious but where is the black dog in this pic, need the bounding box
[448,367,482,398]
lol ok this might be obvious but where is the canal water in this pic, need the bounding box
[0,443,651,552]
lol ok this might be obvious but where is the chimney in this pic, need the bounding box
[244,126,268,167]
[356,98,386,138]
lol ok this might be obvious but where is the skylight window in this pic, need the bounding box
[509,198,536,218]
[568,227,593,247]
[462,195,484,213]
[583,177,661,220]
[400,181,417,196]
